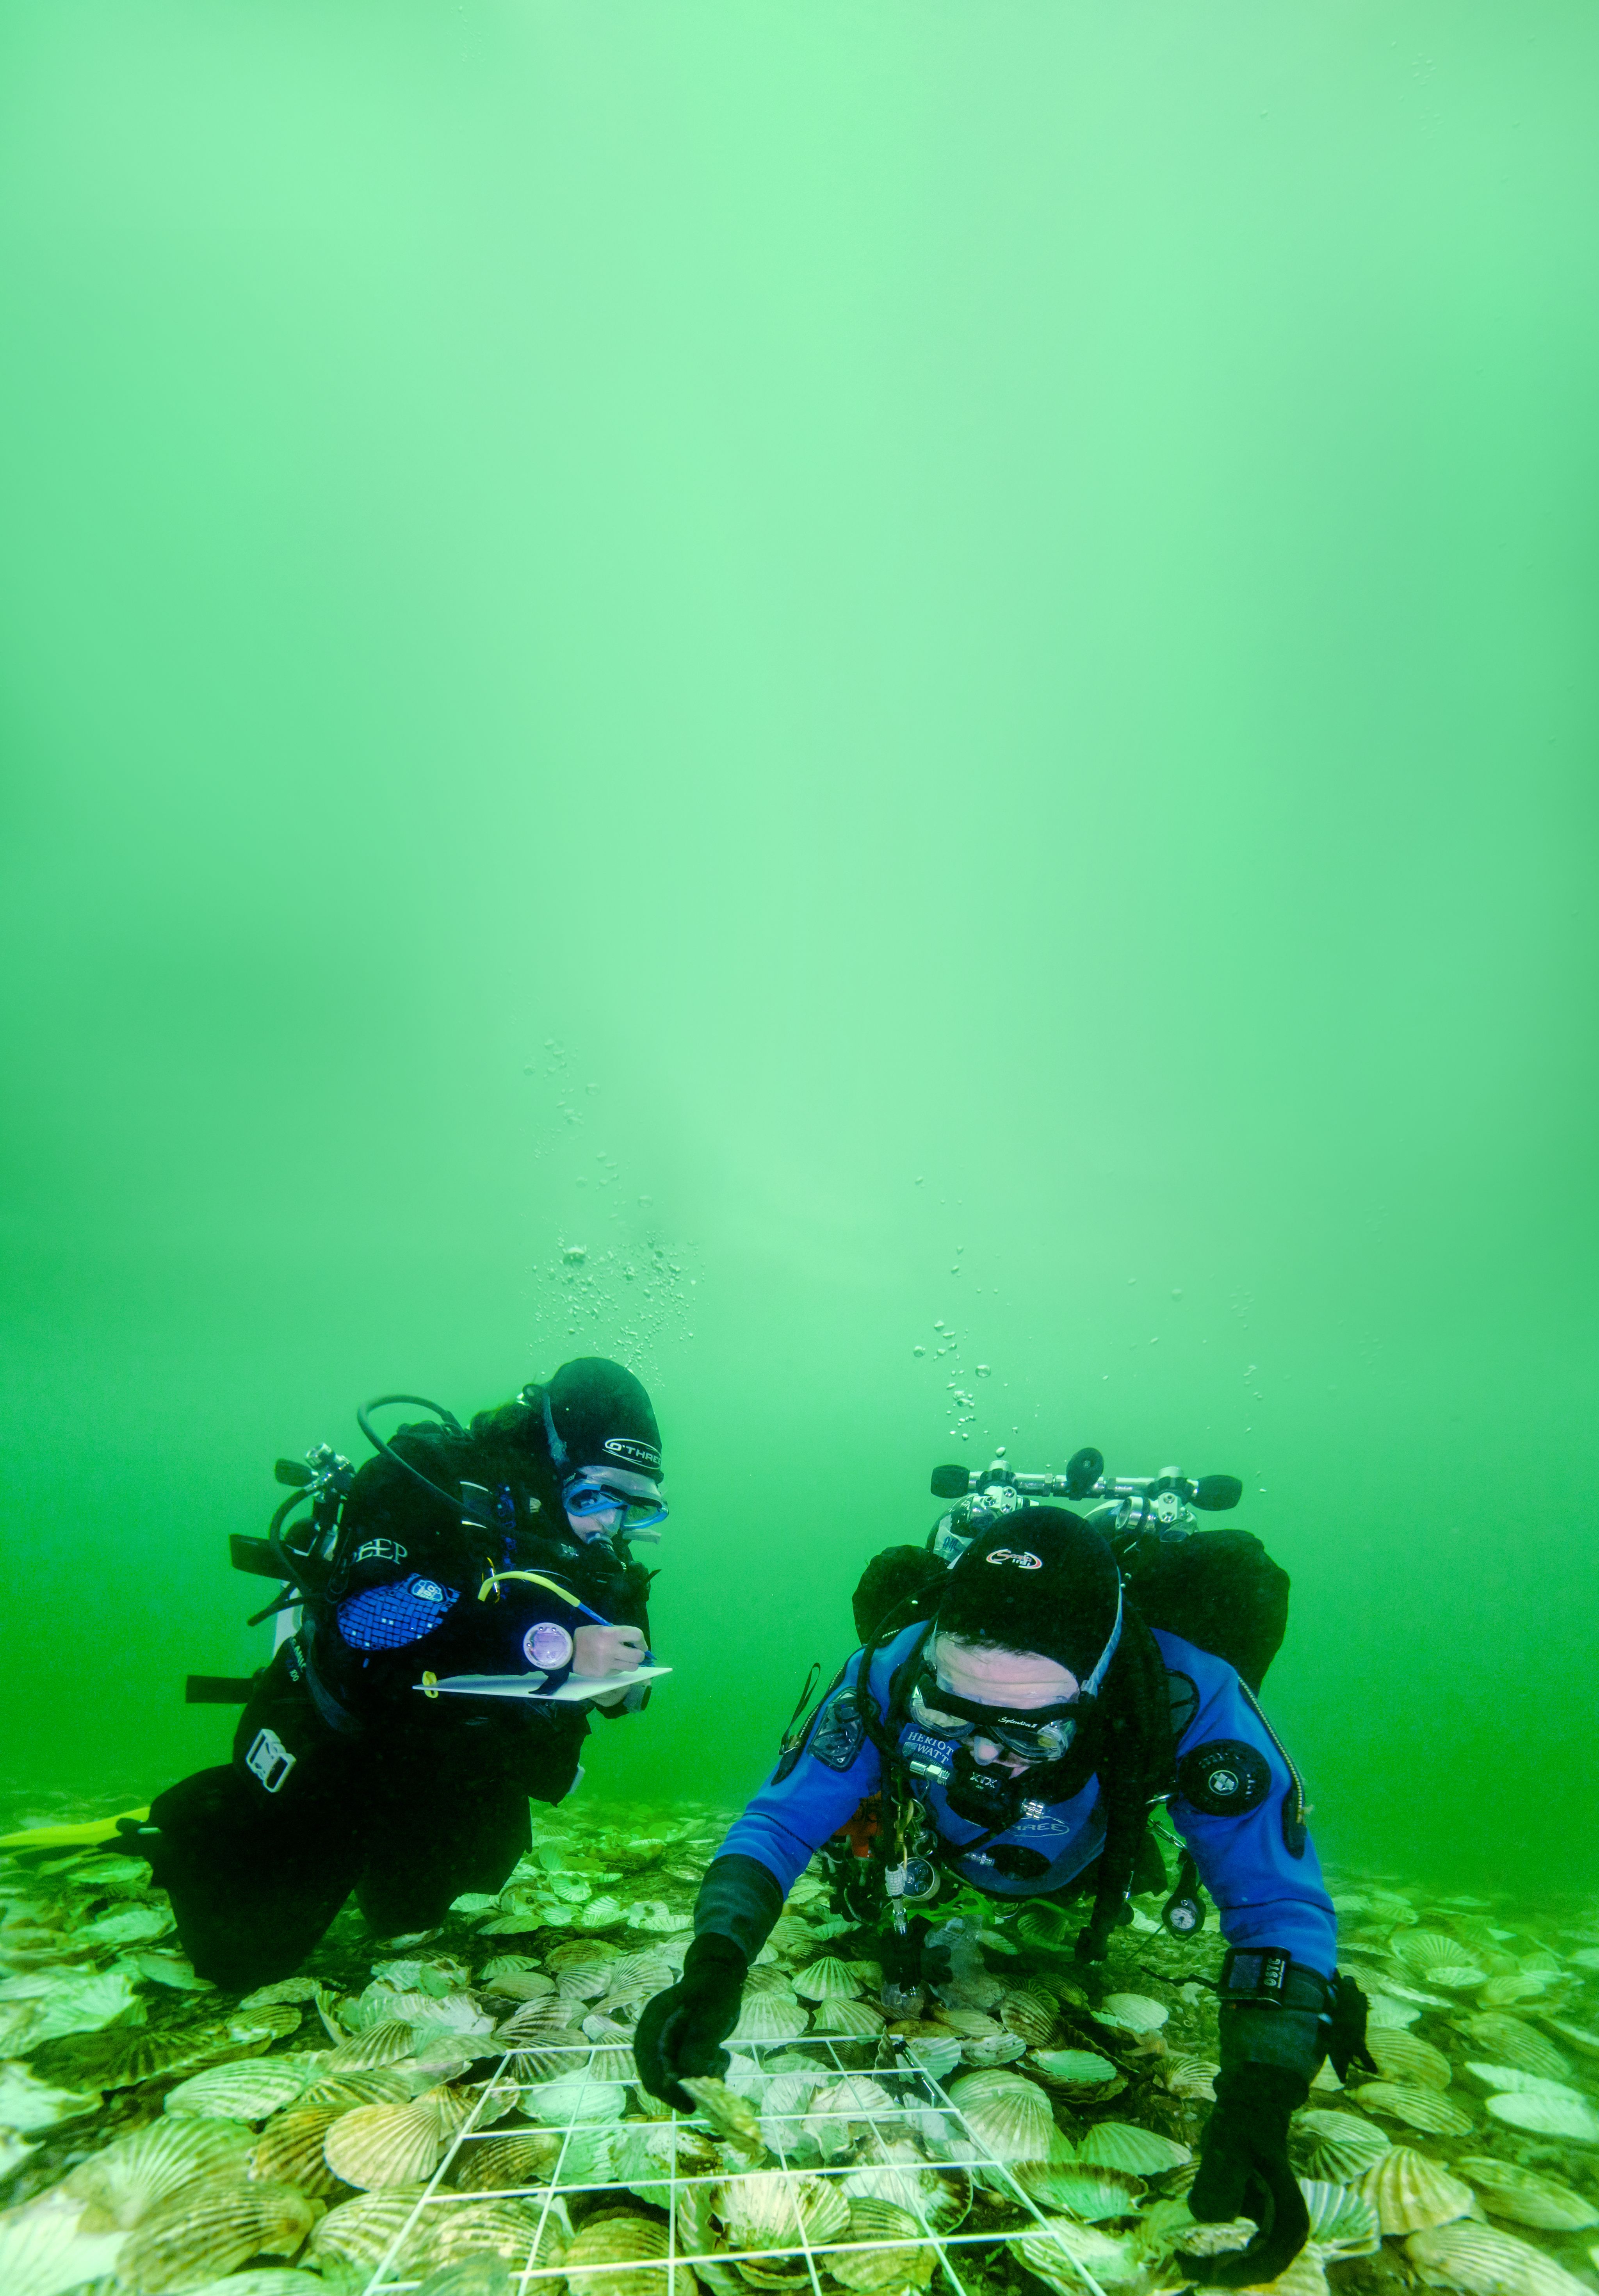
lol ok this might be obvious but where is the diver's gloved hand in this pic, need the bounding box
[633,1933,748,2111]
[1178,2062,1311,2288]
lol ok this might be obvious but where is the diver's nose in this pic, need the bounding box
[970,1736,1003,1765]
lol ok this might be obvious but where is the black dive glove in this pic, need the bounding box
[633,1934,748,2111]
[1179,2061,1311,2288]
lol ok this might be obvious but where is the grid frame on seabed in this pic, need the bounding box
[356,2038,1114,2296]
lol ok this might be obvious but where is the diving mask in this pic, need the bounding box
[906,1662,1086,1762]
[562,1471,668,1534]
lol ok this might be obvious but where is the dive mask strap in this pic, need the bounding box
[1079,1573,1124,1701]
[541,1388,569,1472]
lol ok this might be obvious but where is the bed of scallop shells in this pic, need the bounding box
[0,1803,1597,2296]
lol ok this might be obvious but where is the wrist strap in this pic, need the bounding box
[1218,1947,1336,2017]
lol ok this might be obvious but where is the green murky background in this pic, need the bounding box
[2,4,1595,1891]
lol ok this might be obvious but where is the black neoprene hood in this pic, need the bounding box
[544,1357,662,1482]
[935,1506,1121,1682]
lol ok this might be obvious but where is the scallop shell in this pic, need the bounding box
[1465,2064,1583,2098]
[238,1977,326,2009]
[1299,2178,1382,2256]
[1366,2028,1454,2089]
[452,2131,561,2194]
[681,2075,765,2149]
[830,2200,936,2294]
[0,2192,126,2296]
[306,2186,431,2278]
[996,1990,1058,2047]
[1018,2162,1146,2221]
[939,2009,1003,2040]
[561,2209,676,2296]
[716,2167,852,2249]
[1462,2016,1571,2079]
[1093,1993,1168,2034]
[1165,2056,1219,2102]
[1077,2122,1192,2177]
[731,1993,810,2044]
[841,2154,971,2235]
[117,2175,317,2293]
[82,2025,235,2090]
[251,2105,354,2198]
[1456,2158,1599,2231]
[959,2032,1028,2068]
[299,2068,412,2113]
[1367,1991,1425,2029]
[1015,1904,1074,1954]
[62,2114,252,2229]
[520,2074,628,2127]
[1293,2108,1392,2179]
[545,1935,620,1970]
[1349,2081,1474,2136]
[902,2037,962,2083]
[324,2096,447,2189]
[1485,2089,1599,2141]
[1392,1932,1487,1985]
[792,1956,864,2002]
[556,1961,614,2002]
[1354,2146,1478,2234]
[322,2018,418,2071]
[1012,2218,1141,2292]
[1405,2221,1591,2296]
[945,2068,1056,2162]
[811,1995,887,2039]
[228,2003,303,2047]
[164,2057,314,2122]
[1027,2048,1119,2091]
[411,2196,548,2271]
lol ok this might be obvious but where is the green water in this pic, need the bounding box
[2,4,1595,1895]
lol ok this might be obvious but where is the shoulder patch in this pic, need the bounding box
[808,1687,867,1773]
[1176,1738,1271,1817]
[1166,1670,1200,1742]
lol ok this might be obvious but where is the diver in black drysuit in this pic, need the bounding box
[134,1358,666,1991]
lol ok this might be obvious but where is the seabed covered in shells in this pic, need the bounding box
[1,1795,1597,2296]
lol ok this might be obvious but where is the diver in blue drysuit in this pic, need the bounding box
[635,1509,1369,2289]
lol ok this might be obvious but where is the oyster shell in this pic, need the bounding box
[1354,2146,1477,2234]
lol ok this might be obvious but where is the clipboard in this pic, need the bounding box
[417,1664,673,1702]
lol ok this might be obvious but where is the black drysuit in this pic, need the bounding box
[146,1404,653,1989]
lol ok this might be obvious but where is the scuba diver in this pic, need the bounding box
[132,1356,667,1991]
[635,1507,1368,2289]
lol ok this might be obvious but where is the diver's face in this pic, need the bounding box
[934,1636,1080,1775]
[565,1502,621,1543]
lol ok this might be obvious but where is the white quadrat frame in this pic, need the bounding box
[358,2039,1115,2296]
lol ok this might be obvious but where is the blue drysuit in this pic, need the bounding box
[702,1622,1335,1975]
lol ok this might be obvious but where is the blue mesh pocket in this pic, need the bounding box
[338,1574,460,1652]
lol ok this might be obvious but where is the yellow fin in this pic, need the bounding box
[0,1806,150,1850]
